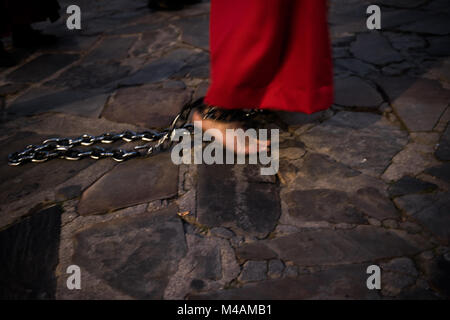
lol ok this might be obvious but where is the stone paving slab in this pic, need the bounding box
[282,189,368,224]
[424,163,450,184]
[300,112,408,176]
[391,79,450,132]
[196,164,280,239]
[238,261,267,282]
[0,83,28,97]
[132,28,179,57]
[235,242,278,262]
[350,32,404,66]
[388,176,438,197]
[107,22,165,37]
[45,61,132,90]
[426,36,450,57]
[189,263,380,300]
[238,226,430,266]
[334,76,384,108]
[281,185,400,226]
[381,9,429,30]
[119,48,196,86]
[173,14,209,50]
[77,7,150,37]
[385,32,426,51]
[6,54,79,83]
[82,36,137,63]
[420,253,450,297]
[395,192,450,244]
[380,257,420,297]
[44,35,99,53]
[328,0,372,37]
[2,112,145,137]
[334,59,377,77]
[164,233,240,299]
[0,161,119,230]
[0,206,61,299]
[0,155,94,207]
[72,204,186,299]
[8,87,108,118]
[369,75,416,103]
[396,13,450,35]
[436,124,450,160]
[101,84,191,128]
[378,0,427,8]
[174,51,210,79]
[382,133,441,182]
[278,152,388,197]
[77,153,178,215]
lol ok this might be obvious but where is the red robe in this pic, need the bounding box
[205,0,333,114]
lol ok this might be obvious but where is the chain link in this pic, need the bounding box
[7,100,195,166]
[7,98,263,166]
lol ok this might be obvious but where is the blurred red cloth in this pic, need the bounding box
[205,0,333,114]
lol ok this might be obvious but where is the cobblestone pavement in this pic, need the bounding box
[0,0,449,299]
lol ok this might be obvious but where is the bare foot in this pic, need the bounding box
[192,109,270,155]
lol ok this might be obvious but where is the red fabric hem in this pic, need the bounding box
[204,84,334,115]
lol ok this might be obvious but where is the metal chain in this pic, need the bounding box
[7,101,194,166]
[7,99,264,166]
